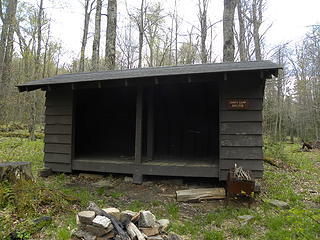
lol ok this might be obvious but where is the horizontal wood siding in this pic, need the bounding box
[46,116,72,124]
[45,153,71,163]
[44,89,73,172]
[221,122,262,135]
[44,134,72,144]
[219,77,265,180]
[221,135,262,147]
[220,147,263,159]
[220,111,262,122]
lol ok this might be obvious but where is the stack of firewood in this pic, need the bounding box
[72,202,181,240]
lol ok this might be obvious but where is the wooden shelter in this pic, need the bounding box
[18,61,281,183]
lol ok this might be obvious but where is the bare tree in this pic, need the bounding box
[237,0,246,61]
[252,0,263,60]
[79,0,95,72]
[198,0,209,63]
[223,0,237,62]
[0,0,18,90]
[138,0,144,68]
[91,0,102,71]
[105,0,117,70]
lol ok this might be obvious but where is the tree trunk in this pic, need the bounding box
[199,0,208,64]
[223,0,236,62]
[79,0,92,72]
[105,0,117,70]
[138,0,144,68]
[252,0,262,60]
[29,0,44,141]
[237,0,246,61]
[0,0,18,104]
[91,0,102,71]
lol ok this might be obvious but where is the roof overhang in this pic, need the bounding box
[17,61,282,92]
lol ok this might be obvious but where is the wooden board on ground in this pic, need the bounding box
[176,188,226,202]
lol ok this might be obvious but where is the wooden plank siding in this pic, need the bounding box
[219,77,264,180]
[44,89,73,172]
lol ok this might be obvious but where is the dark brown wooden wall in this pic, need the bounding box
[44,89,73,172]
[219,74,264,180]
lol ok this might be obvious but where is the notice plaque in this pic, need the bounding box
[228,99,248,110]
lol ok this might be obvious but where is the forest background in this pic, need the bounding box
[0,0,319,142]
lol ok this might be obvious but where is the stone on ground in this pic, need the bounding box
[147,236,163,240]
[157,219,170,232]
[140,225,160,236]
[139,211,156,228]
[167,233,182,240]
[92,180,114,189]
[72,229,97,240]
[268,199,289,209]
[124,176,133,183]
[78,211,96,224]
[92,215,112,228]
[81,224,112,237]
[102,207,120,220]
[238,215,254,222]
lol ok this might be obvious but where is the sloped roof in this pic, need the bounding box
[17,61,281,92]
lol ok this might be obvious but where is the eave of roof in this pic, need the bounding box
[17,61,282,92]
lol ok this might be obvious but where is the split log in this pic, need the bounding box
[87,202,130,240]
[176,188,226,202]
[126,222,145,240]
[0,162,33,182]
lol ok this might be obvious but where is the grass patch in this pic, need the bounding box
[166,202,180,220]
[0,137,320,239]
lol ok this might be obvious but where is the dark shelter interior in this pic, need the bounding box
[75,81,219,166]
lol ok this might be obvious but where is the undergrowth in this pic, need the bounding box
[0,136,319,239]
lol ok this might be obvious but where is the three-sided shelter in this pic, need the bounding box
[18,61,281,183]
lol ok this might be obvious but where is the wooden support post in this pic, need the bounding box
[147,86,154,161]
[134,85,143,184]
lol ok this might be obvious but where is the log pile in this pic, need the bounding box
[72,202,181,240]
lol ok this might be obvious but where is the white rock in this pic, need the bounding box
[139,211,156,228]
[268,199,289,209]
[78,211,96,224]
[92,215,112,228]
[238,215,254,222]
[124,176,133,183]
